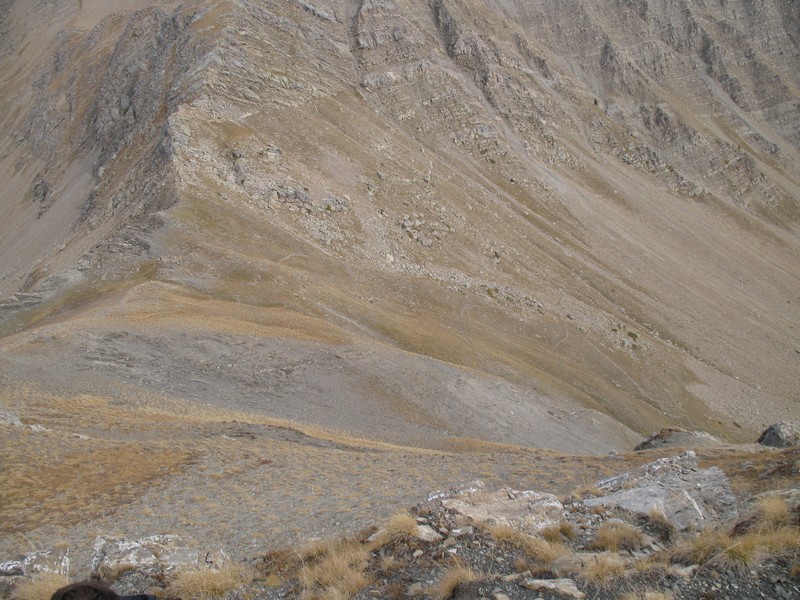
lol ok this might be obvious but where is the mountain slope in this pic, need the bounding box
[1,0,798,451]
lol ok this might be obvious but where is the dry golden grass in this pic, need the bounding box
[168,563,254,600]
[754,496,791,531]
[670,524,800,574]
[299,541,370,599]
[670,529,729,566]
[578,552,626,590]
[486,524,569,563]
[430,564,480,600]
[590,521,645,552]
[11,573,70,600]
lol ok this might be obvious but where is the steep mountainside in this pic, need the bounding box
[0,0,799,561]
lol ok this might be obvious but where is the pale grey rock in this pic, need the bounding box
[757,422,800,448]
[0,411,23,427]
[0,546,69,596]
[440,482,563,534]
[551,553,590,578]
[91,535,220,580]
[584,451,738,531]
[416,525,443,543]
[521,577,585,599]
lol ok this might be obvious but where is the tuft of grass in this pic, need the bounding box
[578,552,626,590]
[369,512,419,548]
[487,524,569,563]
[299,541,370,599]
[430,564,480,600]
[590,521,645,552]
[11,574,70,600]
[754,496,791,531]
[712,536,766,573]
[670,529,727,565]
[168,563,254,600]
[671,524,800,573]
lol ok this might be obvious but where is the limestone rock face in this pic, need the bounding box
[439,482,564,534]
[0,547,69,597]
[584,451,738,531]
[757,422,800,448]
[91,535,225,580]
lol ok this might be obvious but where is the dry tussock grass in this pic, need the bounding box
[670,522,800,574]
[578,552,626,590]
[168,563,254,600]
[299,541,370,599]
[754,496,791,531]
[590,521,645,552]
[11,573,70,600]
[430,564,480,600]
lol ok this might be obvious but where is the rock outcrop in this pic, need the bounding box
[757,422,800,448]
[584,451,739,531]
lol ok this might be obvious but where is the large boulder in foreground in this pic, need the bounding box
[584,451,738,532]
[757,422,800,448]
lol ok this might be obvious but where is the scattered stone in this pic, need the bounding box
[521,578,586,599]
[0,411,23,427]
[406,581,424,596]
[416,525,443,543]
[757,422,800,448]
